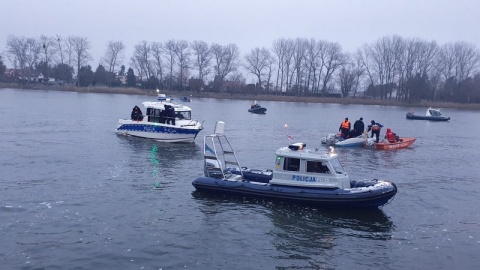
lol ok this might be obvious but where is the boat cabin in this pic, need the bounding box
[269,143,351,189]
[426,108,442,117]
[142,101,192,124]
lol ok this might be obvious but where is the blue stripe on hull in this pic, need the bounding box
[117,124,201,135]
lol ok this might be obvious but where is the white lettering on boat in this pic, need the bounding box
[144,126,154,132]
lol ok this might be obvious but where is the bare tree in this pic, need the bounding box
[173,40,191,89]
[211,43,241,91]
[305,38,325,94]
[162,40,176,90]
[5,35,42,71]
[272,38,288,93]
[358,35,404,99]
[6,35,28,69]
[131,41,153,80]
[69,36,92,74]
[102,40,125,73]
[320,41,346,95]
[55,35,65,65]
[151,42,164,83]
[64,36,75,68]
[291,38,307,95]
[191,40,211,81]
[39,35,56,66]
[435,41,480,98]
[244,47,273,89]
[338,54,364,97]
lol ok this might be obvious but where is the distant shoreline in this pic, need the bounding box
[2,82,479,110]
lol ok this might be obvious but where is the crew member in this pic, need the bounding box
[368,120,383,143]
[339,117,351,139]
[353,117,365,137]
[385,128,399,143]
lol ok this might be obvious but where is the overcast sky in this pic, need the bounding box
[1,0,479,82]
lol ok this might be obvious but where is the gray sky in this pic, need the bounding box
[1,0,479,82]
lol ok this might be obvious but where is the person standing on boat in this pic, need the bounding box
[353,117,364,137]
[165,105,176,125]
[131,105,143,121]
[368,120,383,143]
[339,117,351,139]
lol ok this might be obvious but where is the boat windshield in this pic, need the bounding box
[176,111,191,120]
[329,158,345,174]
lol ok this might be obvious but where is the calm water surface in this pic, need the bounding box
[1,88,479,269]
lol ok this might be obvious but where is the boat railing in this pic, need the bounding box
[203,122,242,179]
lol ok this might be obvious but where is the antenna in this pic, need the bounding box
[284,124,293,144]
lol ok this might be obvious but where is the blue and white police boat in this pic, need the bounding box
[116,94,203,142]
[192,121,397,208]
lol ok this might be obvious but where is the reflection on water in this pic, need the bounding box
[191,191,393,268]
[116,136,202,189]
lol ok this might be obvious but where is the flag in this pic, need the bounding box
[287,135,294,140]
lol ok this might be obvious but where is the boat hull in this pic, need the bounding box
[375,137,416,150]
[321,133,373,147]
[248,108,267,114]
[406,113,450,121]
[192,177,397,208]
[335,137,373,147]
[116,120,202,143]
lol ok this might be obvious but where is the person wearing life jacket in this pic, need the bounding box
[385,128,397,143]
[368,120,383,143]
[339,117,351,139]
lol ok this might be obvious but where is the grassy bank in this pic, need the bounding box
[2,82,479,110]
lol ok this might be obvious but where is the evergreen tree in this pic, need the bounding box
[0,58,6,79]
[78,65,94,87]
[126,67,136,87]
[52,63,73,83]
[93,64,107,86]
[118,65,126,76]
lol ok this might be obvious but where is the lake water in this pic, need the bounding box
[1,88,479,270]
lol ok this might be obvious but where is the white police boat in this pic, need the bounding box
[192,121,397,208]
[116,94,203,142]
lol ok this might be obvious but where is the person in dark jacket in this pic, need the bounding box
[368,120,383,143]
[165,105,176,125]
[131,106,143,121]
[353,117,365,137]
[339,117,351,139]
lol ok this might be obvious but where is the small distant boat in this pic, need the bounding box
[248,101,267,114]
[115,94,203,142]
[368,137,416,150]
[406,108,450,121]
[180,96,192,102]
[192,121,397,208]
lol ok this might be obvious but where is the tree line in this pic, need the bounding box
[1,34,480,103]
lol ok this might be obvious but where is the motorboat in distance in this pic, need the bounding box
[248,101,267,114]
[406,108,450,121]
